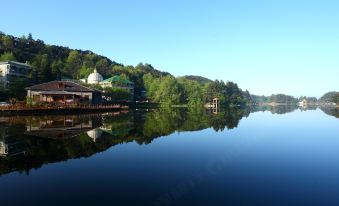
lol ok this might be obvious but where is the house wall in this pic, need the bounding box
[0,64,9,88]
[27,90,94,104]
[0,62,30,88]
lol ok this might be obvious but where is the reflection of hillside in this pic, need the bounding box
[140,108,250,143]
[320,106,339,118]
[0,108,251,176]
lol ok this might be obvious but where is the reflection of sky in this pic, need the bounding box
[1,109,339,205]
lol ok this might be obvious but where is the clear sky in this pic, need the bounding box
[1,0,339,97]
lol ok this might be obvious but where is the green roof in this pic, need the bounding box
[101,75,134,85]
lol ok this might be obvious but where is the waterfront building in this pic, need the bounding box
[26,81,102,105]
[0,61,31,88]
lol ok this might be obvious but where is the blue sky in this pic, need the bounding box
[1,0,339,97]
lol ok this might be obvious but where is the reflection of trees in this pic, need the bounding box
[252,105,298,114]
[320,106,339,118]
[141,107,250,138]
[0,108,251,176]
[210,107,251,131]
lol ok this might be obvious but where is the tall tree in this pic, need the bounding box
[66,51,82,79]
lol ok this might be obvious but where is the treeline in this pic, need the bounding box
[251,94,298,105]
[0,31,252,106]
[143,74,252,107]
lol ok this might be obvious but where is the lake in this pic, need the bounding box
[0,106,339,206]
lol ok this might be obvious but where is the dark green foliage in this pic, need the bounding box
[0,32,121,83]
[8,78,27,100]
[143,74,252,107]
[205,80,252,107]
[103,87,132,102]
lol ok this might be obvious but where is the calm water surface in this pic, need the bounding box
[1,106,339,206]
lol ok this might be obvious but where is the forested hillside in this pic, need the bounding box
[0,31,252,106]
[318,91,339,105]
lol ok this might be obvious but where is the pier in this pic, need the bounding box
[0,104,128,115]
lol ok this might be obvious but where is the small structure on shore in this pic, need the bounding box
[26,81,102,105]
[205,97,220,108]
[205,97,221,113]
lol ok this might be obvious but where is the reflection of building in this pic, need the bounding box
[0,61,31,88]
[87,128,103,142]
[25,115,100,139]
[298,99,307,107]
[205,97,220,113]
[0,126,26,157]
[26,81,102,105]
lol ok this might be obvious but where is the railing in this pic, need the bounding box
[0,104,127,111]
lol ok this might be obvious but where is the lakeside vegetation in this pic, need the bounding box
[0,32,252,107]
[0,104,337,176]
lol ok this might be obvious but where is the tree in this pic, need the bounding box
[79,67,93,79]
[51,60,64,80]
[8,78,27,100]
[32,53,50,82]
[0,52,16,61]
[95,58,111,77]
[1,36,14,51]
[66,51,82,79]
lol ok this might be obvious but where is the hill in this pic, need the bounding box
[0,31,252,107]
[319,91,339,103]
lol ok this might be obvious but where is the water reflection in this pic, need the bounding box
[319,106,339,118]
[0,105,336,176]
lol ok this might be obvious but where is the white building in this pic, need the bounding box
[298,99,307,107]
[0,61,31,88]
[83,69,103,84]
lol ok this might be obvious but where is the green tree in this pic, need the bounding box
[51,59,64,80]
[0,52,16,61]
[8,78,27,100]
[79,67,93,79]
[32,53,50,82]
[66,51,82,79]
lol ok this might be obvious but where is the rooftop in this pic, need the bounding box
[0,61,31,68]
[26,81,101,93]
[101,75,134,85]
